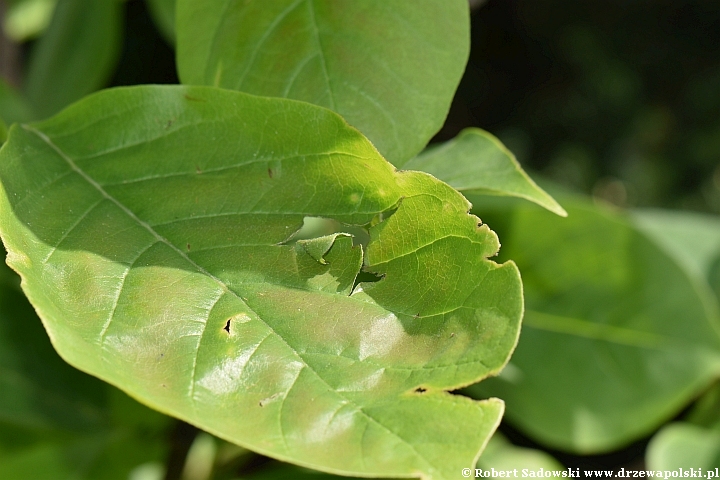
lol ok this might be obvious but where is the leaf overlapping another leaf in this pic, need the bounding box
[0,86,522,479]
[467,193,720,453]
[176,0,470,166]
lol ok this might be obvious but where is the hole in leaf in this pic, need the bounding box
[414,387,427,394]
[369,200,400,227]
[354,269,383,288]
[223,319,231,334]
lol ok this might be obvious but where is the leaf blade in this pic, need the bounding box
[404,128,566,216]
[0,86,522,479]
[175,0,470,166]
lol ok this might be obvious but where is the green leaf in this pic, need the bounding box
[0,259,169,479]
[175,0,469,166]
[0,85,522,479]
[646,423,720,470]
[632,209,720,299]
[0,119,6,145]
[23,0,123,119]
[403,128,567,216]
[3,0,58,42]
[466,194,720,453]
[477,433,564,471]
[146,0,175,45]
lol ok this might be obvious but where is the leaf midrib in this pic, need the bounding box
[23,124,437,476]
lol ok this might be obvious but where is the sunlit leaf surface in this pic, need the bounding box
[404,128,566,216]
[176,0,469,166]
[0,86,522,479]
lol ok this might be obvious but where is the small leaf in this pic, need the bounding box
[0,86,522,479]
[477,433,564,471]
[3,0,58,42]
[646,423,720,470]
[403,128,566,216]
[467,193,720,453]
[175,0,470,166]
[23,0,123,119]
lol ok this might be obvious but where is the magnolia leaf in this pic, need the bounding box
[466,194,720,453]
[0,86,522,479]
[23,0,123,119]
[646,423,720,470]
[175,0,469,166]
[404,129,566,217]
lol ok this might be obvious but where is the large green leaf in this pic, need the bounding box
[23,0,123,119]
[403,128,567,216]
[0,86,522,479]
[0,259,169,479]
[466,195,720,453]
[175,0,469,166]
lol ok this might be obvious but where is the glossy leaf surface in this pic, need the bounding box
[23,0,123,119]
[0,86,522,479]
[403,128,566,216]
[176,0,469,166]
[466,195,720,453]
